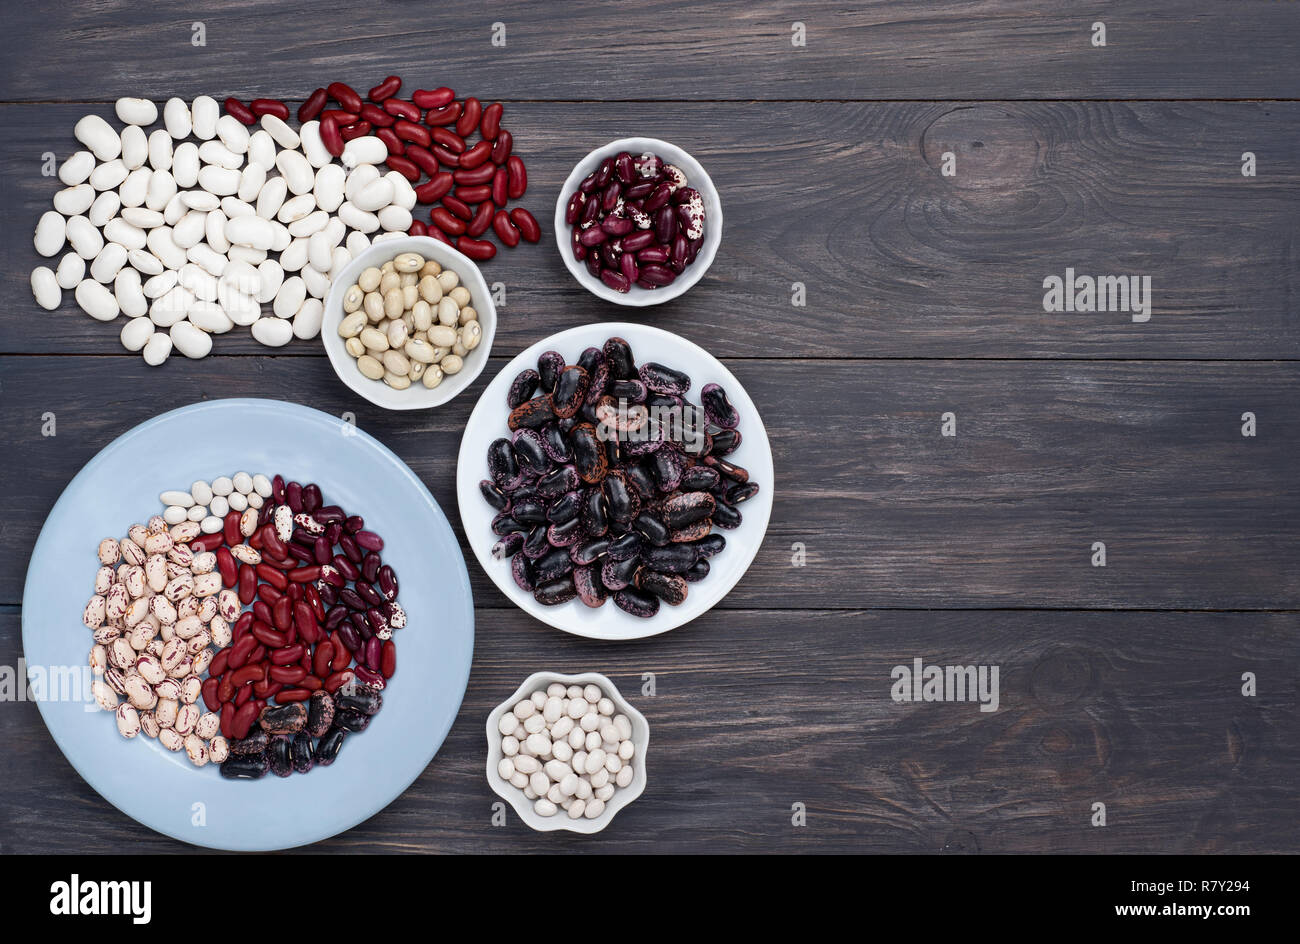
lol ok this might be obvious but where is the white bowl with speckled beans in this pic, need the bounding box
[486,671,649,834]
[554,137,722,306]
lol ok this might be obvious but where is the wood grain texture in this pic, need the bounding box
[4,102,1297,359]
[2,608,1294,854]
[0,357,1294,610]
[1,1,1298,101]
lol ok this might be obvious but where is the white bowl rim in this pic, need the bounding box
[552,136,723,307]
[485,671,649,834]
[320,234,497,410]
[456,322,774,640]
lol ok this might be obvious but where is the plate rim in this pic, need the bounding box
[457,323,774,640]
[20,397,475,850]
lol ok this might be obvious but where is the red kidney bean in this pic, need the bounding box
[223,97,256,125]
[459,140,492,170]
[276,688,312,704]
[426,225,452,245]
[289,565,321,583]
[394,119,431,147]
[257,562,288,591]
[252,598,271,625]
[430,207,466,235]
[233,611,254,639]
[331,554,360,582]
[638,245,669,264]
[293,600,317,636]
[431,127,466,153]
[601,270,631,293]
[220,702,236,737]
[466,200,494,238]
[300,675,323,693]
[442,194,472,221]
[413,87,455,109]
[340,120,372,142]
[191,533,225,553]
[424,102,461,126]
[383,97,421,122]
[454,163,495,186]
[368,75,402,102]
[571,230,587,261]
[621,252,639,284]
[272,596,293,632]
[216,547,237,587]
[287,582,304,603]
[313,641,334,678]
[490,129,513,165]
[218,674,236,705]
[230,663,265,688]
[250,98,289,120]
[233,702,259,739]
[253,622,289,649]
[566,193,585,226]
[409,219,427,236]
[507,156,527,199]
[431,145,461,168]
[220,509,240,546]
[602,181,621,213]
[456,96,482,136]
[304,584,325,621]
[298,88,328,123]
[405,144,439,176]
[579,226,609,247]
[238,563,257,604]
[381,641,397,679]
[339,533,362,563]
[479,103,503,140]
[324,670,355,694]
[491,166,509,207]
[493,210,520,247]
[321,108,358,126]
[376,127,404,156]
[640,263,677,286]
[327,82,362,112]
[355,531,385,552]
[256,583,283,607]
[270,664,307,685]
[385,154,420,182]
[510,208,541,243]
[319,116,344,157]
[249,644,267,664]
[455,184,491,205]
[457,236,497,260]
[415,173,454,203]
[360,103,395,127]
[202,677,221,711]
[252,678,281,699]
[622,230,656,253]
[271,643,305,666]
[364,636,382,671]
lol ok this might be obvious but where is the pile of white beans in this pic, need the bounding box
[31,96,417,365]
[496,682,637,821]
[160,471,270,532]
[85,515,235,767]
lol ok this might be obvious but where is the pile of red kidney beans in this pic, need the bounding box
[482,336,757,618]
[193,474,402,779]
[224,77,539,260]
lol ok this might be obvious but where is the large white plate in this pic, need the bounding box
[22,398,474,850]
[457,324,773,639]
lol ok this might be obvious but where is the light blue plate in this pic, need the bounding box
[21,398,474,851]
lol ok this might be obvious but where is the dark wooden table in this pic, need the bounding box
[1,1,1297,854]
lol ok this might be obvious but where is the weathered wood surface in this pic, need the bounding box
[2,1,1298,101]
[4,102,1299,359]
[0,357,1294,611]
[2,608,1294,854]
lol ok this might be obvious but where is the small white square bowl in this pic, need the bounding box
[553,137,722,306]
[485,671,649,834]
[321,235,496,410]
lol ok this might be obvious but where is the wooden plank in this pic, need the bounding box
[2,608,1294,853]
[4,102,1298,360]
[0,357,1294,610]
[2,2,1299,102]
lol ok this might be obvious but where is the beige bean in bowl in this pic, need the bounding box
[486,671,649,834]
[322,235,496,410]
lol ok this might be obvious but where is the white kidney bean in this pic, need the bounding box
[163,98,192,139]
